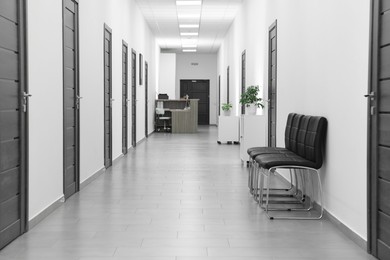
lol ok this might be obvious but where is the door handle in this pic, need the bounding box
[22,92,32,112]
[364,91,375,100]
[76,95,82,109]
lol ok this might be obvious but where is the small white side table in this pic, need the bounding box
[240,115,266,163]
[217,116,240,144]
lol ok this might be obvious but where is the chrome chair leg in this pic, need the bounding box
[262,166,324,220]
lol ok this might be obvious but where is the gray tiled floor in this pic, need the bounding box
[0,126,376,259]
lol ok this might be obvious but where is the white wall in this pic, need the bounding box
[26,0,158,221]
[218,0,371,240]
[264,0,370,240]
[27,0,64,220]
[79,0,159,184]
[176,54,218,125]
[158,53,176,99]
[217,0,267,116]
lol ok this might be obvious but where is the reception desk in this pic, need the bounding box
[155,99,198,133]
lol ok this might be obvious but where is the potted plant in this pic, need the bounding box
[221,103,233,116]
[239,85,264,115]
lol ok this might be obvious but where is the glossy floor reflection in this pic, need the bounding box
[0,126,376,260]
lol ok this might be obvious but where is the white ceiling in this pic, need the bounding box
[135,0,243,53]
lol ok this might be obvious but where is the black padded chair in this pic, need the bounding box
[254,114,327,220]
[247,113,302,198]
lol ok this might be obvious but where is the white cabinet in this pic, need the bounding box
[240,115,267,162]
[217,116,240,144]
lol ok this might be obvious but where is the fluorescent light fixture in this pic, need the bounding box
[176,1,202,6]
[182,44,197,48]
[179,24,199,28]
[180,32,198,36]
[177,14,200,19]
[182,49,197,52]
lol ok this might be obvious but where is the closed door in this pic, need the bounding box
[63,0,80,199]
[131,49,137,147]
[369,0,390,258]
[145,61,148,137]
[0,0,28,249]
[104,24,112,168]
[218,75,221,116]
[227,67,230,103]
[122,41,128,154]
[268,20,277,147]
[180,80,210,125]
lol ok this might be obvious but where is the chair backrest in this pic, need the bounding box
[296,115,327,169]
[284,113,327,169]
[284,113,303,153]
[156,108,165,115]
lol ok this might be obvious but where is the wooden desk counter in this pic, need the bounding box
[156,99,198,133]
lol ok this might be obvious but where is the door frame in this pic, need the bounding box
[131,49,137,147]
[62,0,80,199]
[145,61,148,137]
[241,50,246,115]
[19,0,29,233]
[367,0,379,255]
[268,20,277,147]
[104,24,112,168]
[122,40,128,154]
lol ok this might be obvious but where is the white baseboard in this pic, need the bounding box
[28,196,64,229]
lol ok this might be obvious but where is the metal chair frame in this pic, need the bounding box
[258,165,324,220]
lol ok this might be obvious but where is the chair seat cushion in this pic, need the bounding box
[254,153,317,169]
[247,147,290,158]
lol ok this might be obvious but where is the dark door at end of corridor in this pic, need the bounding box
[180,80,210,125]
[0,0,28,249]
[368,0,390,259]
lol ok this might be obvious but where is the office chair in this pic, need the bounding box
[156,108,171,132]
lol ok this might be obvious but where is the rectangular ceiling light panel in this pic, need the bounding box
[177,14,200,19]
[180,32,199,36]
[176,1,202,6]
[179,24,199,28]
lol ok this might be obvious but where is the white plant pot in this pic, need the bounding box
[223,110,231,116]
[246,104,257,115]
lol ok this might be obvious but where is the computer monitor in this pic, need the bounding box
[158,94,169,100]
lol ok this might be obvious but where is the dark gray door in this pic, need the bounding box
[0,0,28,249]
[145,61,148,137]
[104,24,112,168]
[63,0,80,199]
[122,41,128,155]
[268,20,277,147]
[180,80,210,125]
[241,50,246,115]
[369,0,390,258]
[227,66,230,103]
[131,49,137,147]
[218,75,221,116]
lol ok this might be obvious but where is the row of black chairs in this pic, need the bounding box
[247,113,328,220]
